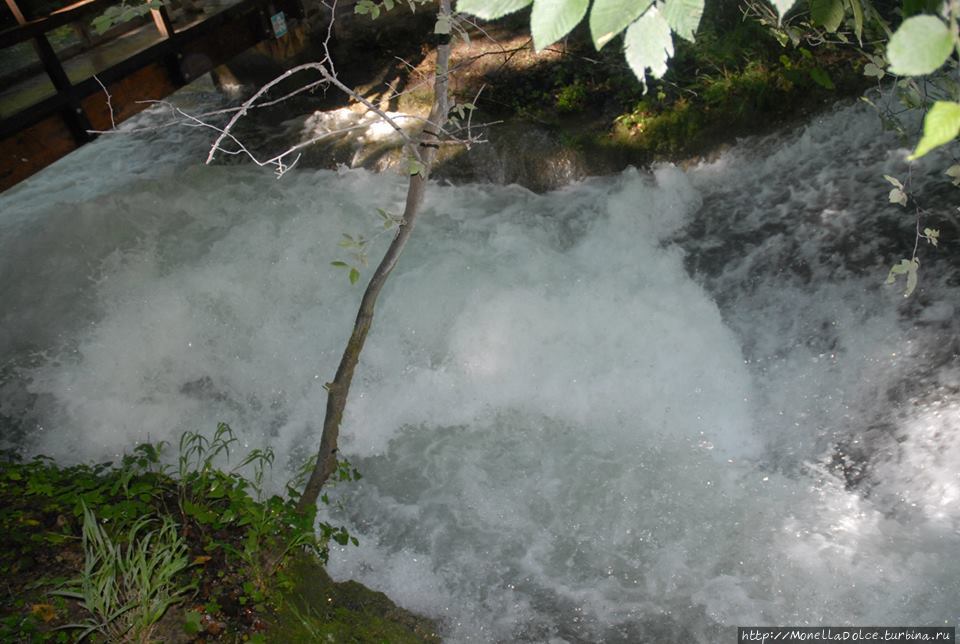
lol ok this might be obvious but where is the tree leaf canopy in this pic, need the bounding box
[624,6,674,89]
[531,0,590,51]
[660,0,704,42]
[589,0,652,50]
[887,15,953,76]
[456,0,532,20]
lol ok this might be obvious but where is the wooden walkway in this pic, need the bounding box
[0,0,305,192]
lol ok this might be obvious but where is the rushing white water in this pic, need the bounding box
[1,81,959,642]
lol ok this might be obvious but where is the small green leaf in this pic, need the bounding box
[456,0,532,20]
[863,62,884,79]
[331,261,349,268]
[910,101,960,160]
[407,159,426,176]
[886,258,919,297]
[91,15,111,34]
[905,264,919,297]
[435,14,452,34]
[945,164,960,185]
[660,0,704,42]
[883,174,903,190]
[349,268,360,285]
[811,0,844,33]
[531,0,589,51]
[923,228,940,246]
[184,611,202,635]
[888,187,907,206]
[623,6,673,90]
[589,0,652,50]
[887,15,952,77]
[886,259,911,279]
[847,0,864,43]
[808,68,834,90]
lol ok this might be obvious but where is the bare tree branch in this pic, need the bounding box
[207,61,427,166]
[297,0,455,513]
[93,75,116,130]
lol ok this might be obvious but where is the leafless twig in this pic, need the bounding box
[92,74,116,130]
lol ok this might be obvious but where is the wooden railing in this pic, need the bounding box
[0,0,305,191]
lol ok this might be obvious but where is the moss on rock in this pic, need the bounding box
[271,554,441,643]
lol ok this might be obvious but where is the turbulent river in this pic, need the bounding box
[1,80,959,642]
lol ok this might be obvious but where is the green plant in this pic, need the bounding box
[177,421,235,481]
[0,612,60,643]
[51,504,194,643]
[331,207,405,285]
[91,0,165,35]
[556,79,589,112]
[0,450,163,558]
[1,427,366,640]
[169,423,357,590]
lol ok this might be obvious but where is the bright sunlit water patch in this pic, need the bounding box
[1,84,959,642]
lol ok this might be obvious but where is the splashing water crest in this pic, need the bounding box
[1,82,959,642]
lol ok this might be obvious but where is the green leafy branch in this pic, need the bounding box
[742,0,882,50]
[331,208,405,285]
[447,101,477,130]
[883,173,941,297]
[331,233,368,286]
[455,0,878,91]
[883,0,960,160]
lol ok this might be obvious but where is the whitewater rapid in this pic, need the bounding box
[1,81,958,642]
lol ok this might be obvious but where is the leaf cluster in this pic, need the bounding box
[331,207,405,285]
[91,0,165,35]
[51,506,194,643]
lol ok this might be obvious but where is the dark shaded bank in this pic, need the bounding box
[215,1,873,192]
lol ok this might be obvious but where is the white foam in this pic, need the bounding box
[2,90,960,641]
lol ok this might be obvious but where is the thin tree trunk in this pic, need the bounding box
[297,0,453,514]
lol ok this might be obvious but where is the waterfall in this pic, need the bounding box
[1,81,958,642]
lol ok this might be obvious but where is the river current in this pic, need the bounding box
[1,80,958,642]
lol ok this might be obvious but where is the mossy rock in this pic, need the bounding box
[271,554,441,643]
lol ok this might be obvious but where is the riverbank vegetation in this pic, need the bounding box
[467,1,870,161]
[0,425,438,642]
[322,0,876,184]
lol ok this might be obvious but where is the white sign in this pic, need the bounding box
[271,12,287,38]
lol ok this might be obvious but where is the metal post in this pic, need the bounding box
[151,5,175,38]
[32,31,94,144]
[4,0,92,143]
